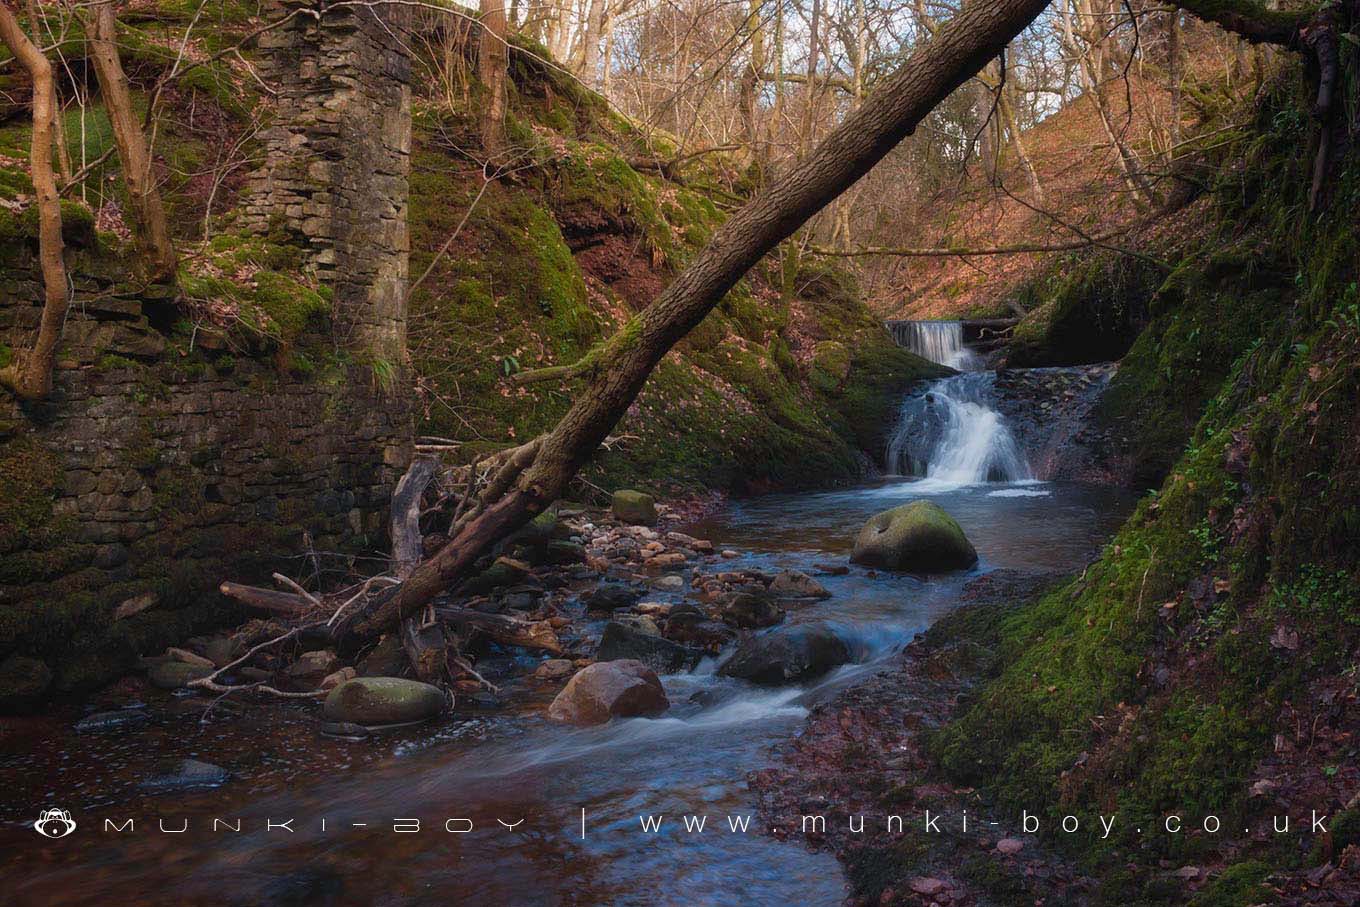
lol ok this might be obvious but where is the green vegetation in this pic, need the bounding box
[927,69,1360,893]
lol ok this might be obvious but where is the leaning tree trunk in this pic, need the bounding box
[346,0,1056,638]
[0,3,68,402]
[85,1,177,283]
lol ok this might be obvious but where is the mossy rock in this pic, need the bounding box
[612,489,657,525]
[851,500,978,572]
[322,677,447,725]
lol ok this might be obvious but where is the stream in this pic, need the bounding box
[0,325,1134,906]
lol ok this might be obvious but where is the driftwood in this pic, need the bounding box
[219,581,311,615]
[401,615,450,683]
[390,456,440,580]
[435,608,563,655]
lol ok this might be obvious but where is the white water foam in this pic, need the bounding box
[886,372,1032,488]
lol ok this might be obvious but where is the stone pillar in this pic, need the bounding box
[243,0,411,362]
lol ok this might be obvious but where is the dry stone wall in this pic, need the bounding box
[242,0,412,362]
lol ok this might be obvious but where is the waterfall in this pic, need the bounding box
[888,321,981,371]
[887,372,1031,485]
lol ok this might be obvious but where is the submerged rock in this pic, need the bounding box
[582,581,644,612]
[718,624,852,685]
[547,660,669,725]
[139,758,229,792]
[612,489,658,525]
[850,500,978,572]
[719,591,784,629]
[322,677,447,725]
[665,611,736,650]
[597,621,702,674]
[74,708,150,734]
[768,569,831,599]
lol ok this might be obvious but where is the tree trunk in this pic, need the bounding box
[348,0,1055,638]
[478,0,509,156]
[84,1,178,283]
[0,4,69,402]
[581,0,605,87]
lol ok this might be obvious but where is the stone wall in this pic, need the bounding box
[1,241,409,705]
[0,0,418,708]
[242,0,412,362]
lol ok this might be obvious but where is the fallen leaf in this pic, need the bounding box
[1269,625,1300,651]
[908,878,948,896]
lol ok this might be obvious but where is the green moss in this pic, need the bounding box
[1187,861,1271,907]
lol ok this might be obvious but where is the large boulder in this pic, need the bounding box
[850,500,978,572]
[718,624,852,685]
[322,677,446,725]
[597,621,702,674]
[547,660,669,725]
[612,490,658,525]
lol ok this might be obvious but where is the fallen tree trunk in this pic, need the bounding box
[219,581,311,615]
[344,0,1056,638]
[434,608,563,655]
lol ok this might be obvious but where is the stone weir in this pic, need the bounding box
[0,0,416,709]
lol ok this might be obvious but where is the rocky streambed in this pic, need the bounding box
[1,474,1134,905]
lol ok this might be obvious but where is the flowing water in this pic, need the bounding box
[887,320,981,370]
[0,373,1133,906]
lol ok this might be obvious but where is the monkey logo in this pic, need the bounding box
[33,808,77,839]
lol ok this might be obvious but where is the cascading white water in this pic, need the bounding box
[887,372,1031,485]
[889,321,981,370]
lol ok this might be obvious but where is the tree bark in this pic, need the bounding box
[0,3,69,402]
[478,0,509,156]
[348,0,1055,638]
[84,0,178,283]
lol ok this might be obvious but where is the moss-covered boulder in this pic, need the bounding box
[851,500,977,572]
[612,489,657,525]
[322,677,447,725]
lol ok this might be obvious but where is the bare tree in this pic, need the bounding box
[82,0,177,283]
[0,2,70,401]
[479,0,510,155]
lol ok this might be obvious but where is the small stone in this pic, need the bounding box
[908,878,948,896]
[113,592,156,621]
[996,838,1023,854]
[319,721,371,740]
[288,650,340,678]
[653,574,684,591]
[139,759,229,792]
[649,551,687,568]
[720,549,740,559]
[320,667,357,690]
[534,659,576,681]
[166,647,215,670]
[148,661,211,690]
[768,570,831,599]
